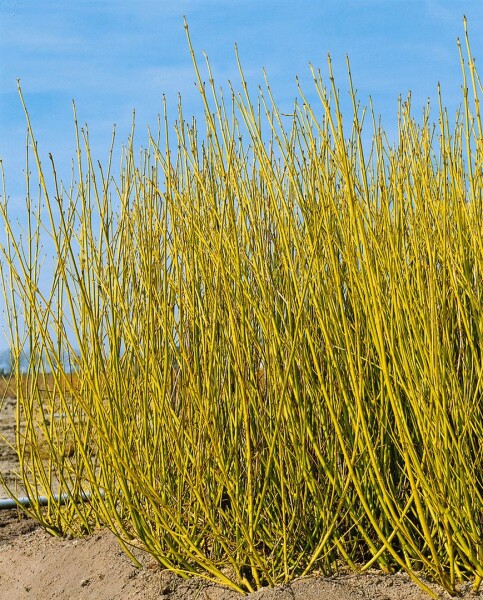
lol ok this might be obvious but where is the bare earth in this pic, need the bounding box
[1,395,481,600]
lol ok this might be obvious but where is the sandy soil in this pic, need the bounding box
[1,394,481,600]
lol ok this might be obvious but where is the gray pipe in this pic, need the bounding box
[0,491,98,510]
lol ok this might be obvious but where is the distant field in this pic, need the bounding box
[0,373,80,400]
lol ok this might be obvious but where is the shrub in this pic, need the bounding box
[1,17,481,597]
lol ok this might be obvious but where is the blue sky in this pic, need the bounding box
[0,0,482,353]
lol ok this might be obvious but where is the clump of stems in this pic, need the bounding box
[0,18,482,597]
